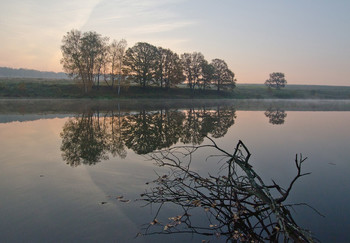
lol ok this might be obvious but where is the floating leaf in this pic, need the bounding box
[150,219,159,225]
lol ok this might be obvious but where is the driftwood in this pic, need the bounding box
[138,137,318,242]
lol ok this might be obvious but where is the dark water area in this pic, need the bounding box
[0,99,350,242]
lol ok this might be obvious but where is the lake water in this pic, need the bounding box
[0,99,350,242]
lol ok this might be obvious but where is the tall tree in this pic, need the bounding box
[94,37,109,90]
[124,42,160,88]
[211,59,236,92]
[265,72,287,89]
[60,30,108,93]
[200,60,215,90]
[156,47,185,88]
[107,39,127,94]
[181,52,205,92]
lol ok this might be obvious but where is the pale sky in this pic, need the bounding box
[1,0,349,85]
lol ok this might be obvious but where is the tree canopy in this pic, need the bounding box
[124,42,160,88]
[60,30,108,93]
[211,58,236,92]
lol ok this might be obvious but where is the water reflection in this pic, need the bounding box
[264,107,287,125]
[60,112,110,166]
[60,106,236,166]
[139,139,316,242]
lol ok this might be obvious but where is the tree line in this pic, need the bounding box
[60,30,236,94]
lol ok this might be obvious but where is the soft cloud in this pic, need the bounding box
[121,21,196,35]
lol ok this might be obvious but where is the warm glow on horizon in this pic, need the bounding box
[1,0,349,85]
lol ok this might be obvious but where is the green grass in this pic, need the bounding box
[1,78,350,99]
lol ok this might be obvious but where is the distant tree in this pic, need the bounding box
[124,42,160,88]
[156,47,185,89]
[60,30,108,93]
[265,72,287,89]
[181,52,206,92]
[211,59,236,92]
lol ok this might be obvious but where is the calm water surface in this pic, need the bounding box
[0,100,350,242]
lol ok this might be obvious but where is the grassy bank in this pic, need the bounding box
[1,78,350,99]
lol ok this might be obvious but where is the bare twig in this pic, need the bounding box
[137,137,317,242]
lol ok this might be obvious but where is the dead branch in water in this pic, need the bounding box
[138,137,317,242]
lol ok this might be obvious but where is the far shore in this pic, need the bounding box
[1,78,350,100]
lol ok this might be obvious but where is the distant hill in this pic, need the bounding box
[0,67,69,79]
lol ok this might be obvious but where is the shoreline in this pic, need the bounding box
[1,98,350,114]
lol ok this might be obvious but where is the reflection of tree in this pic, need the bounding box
[153,110,186,150]
[60,106,237,166]
[108,110,127,159]
[181,106,236,144]
[60,112,109,166]
[264,108,287,125]
[139,138,316,242]
[122,110,185,154]
[209,106,236,138]
[181,108,204,144]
